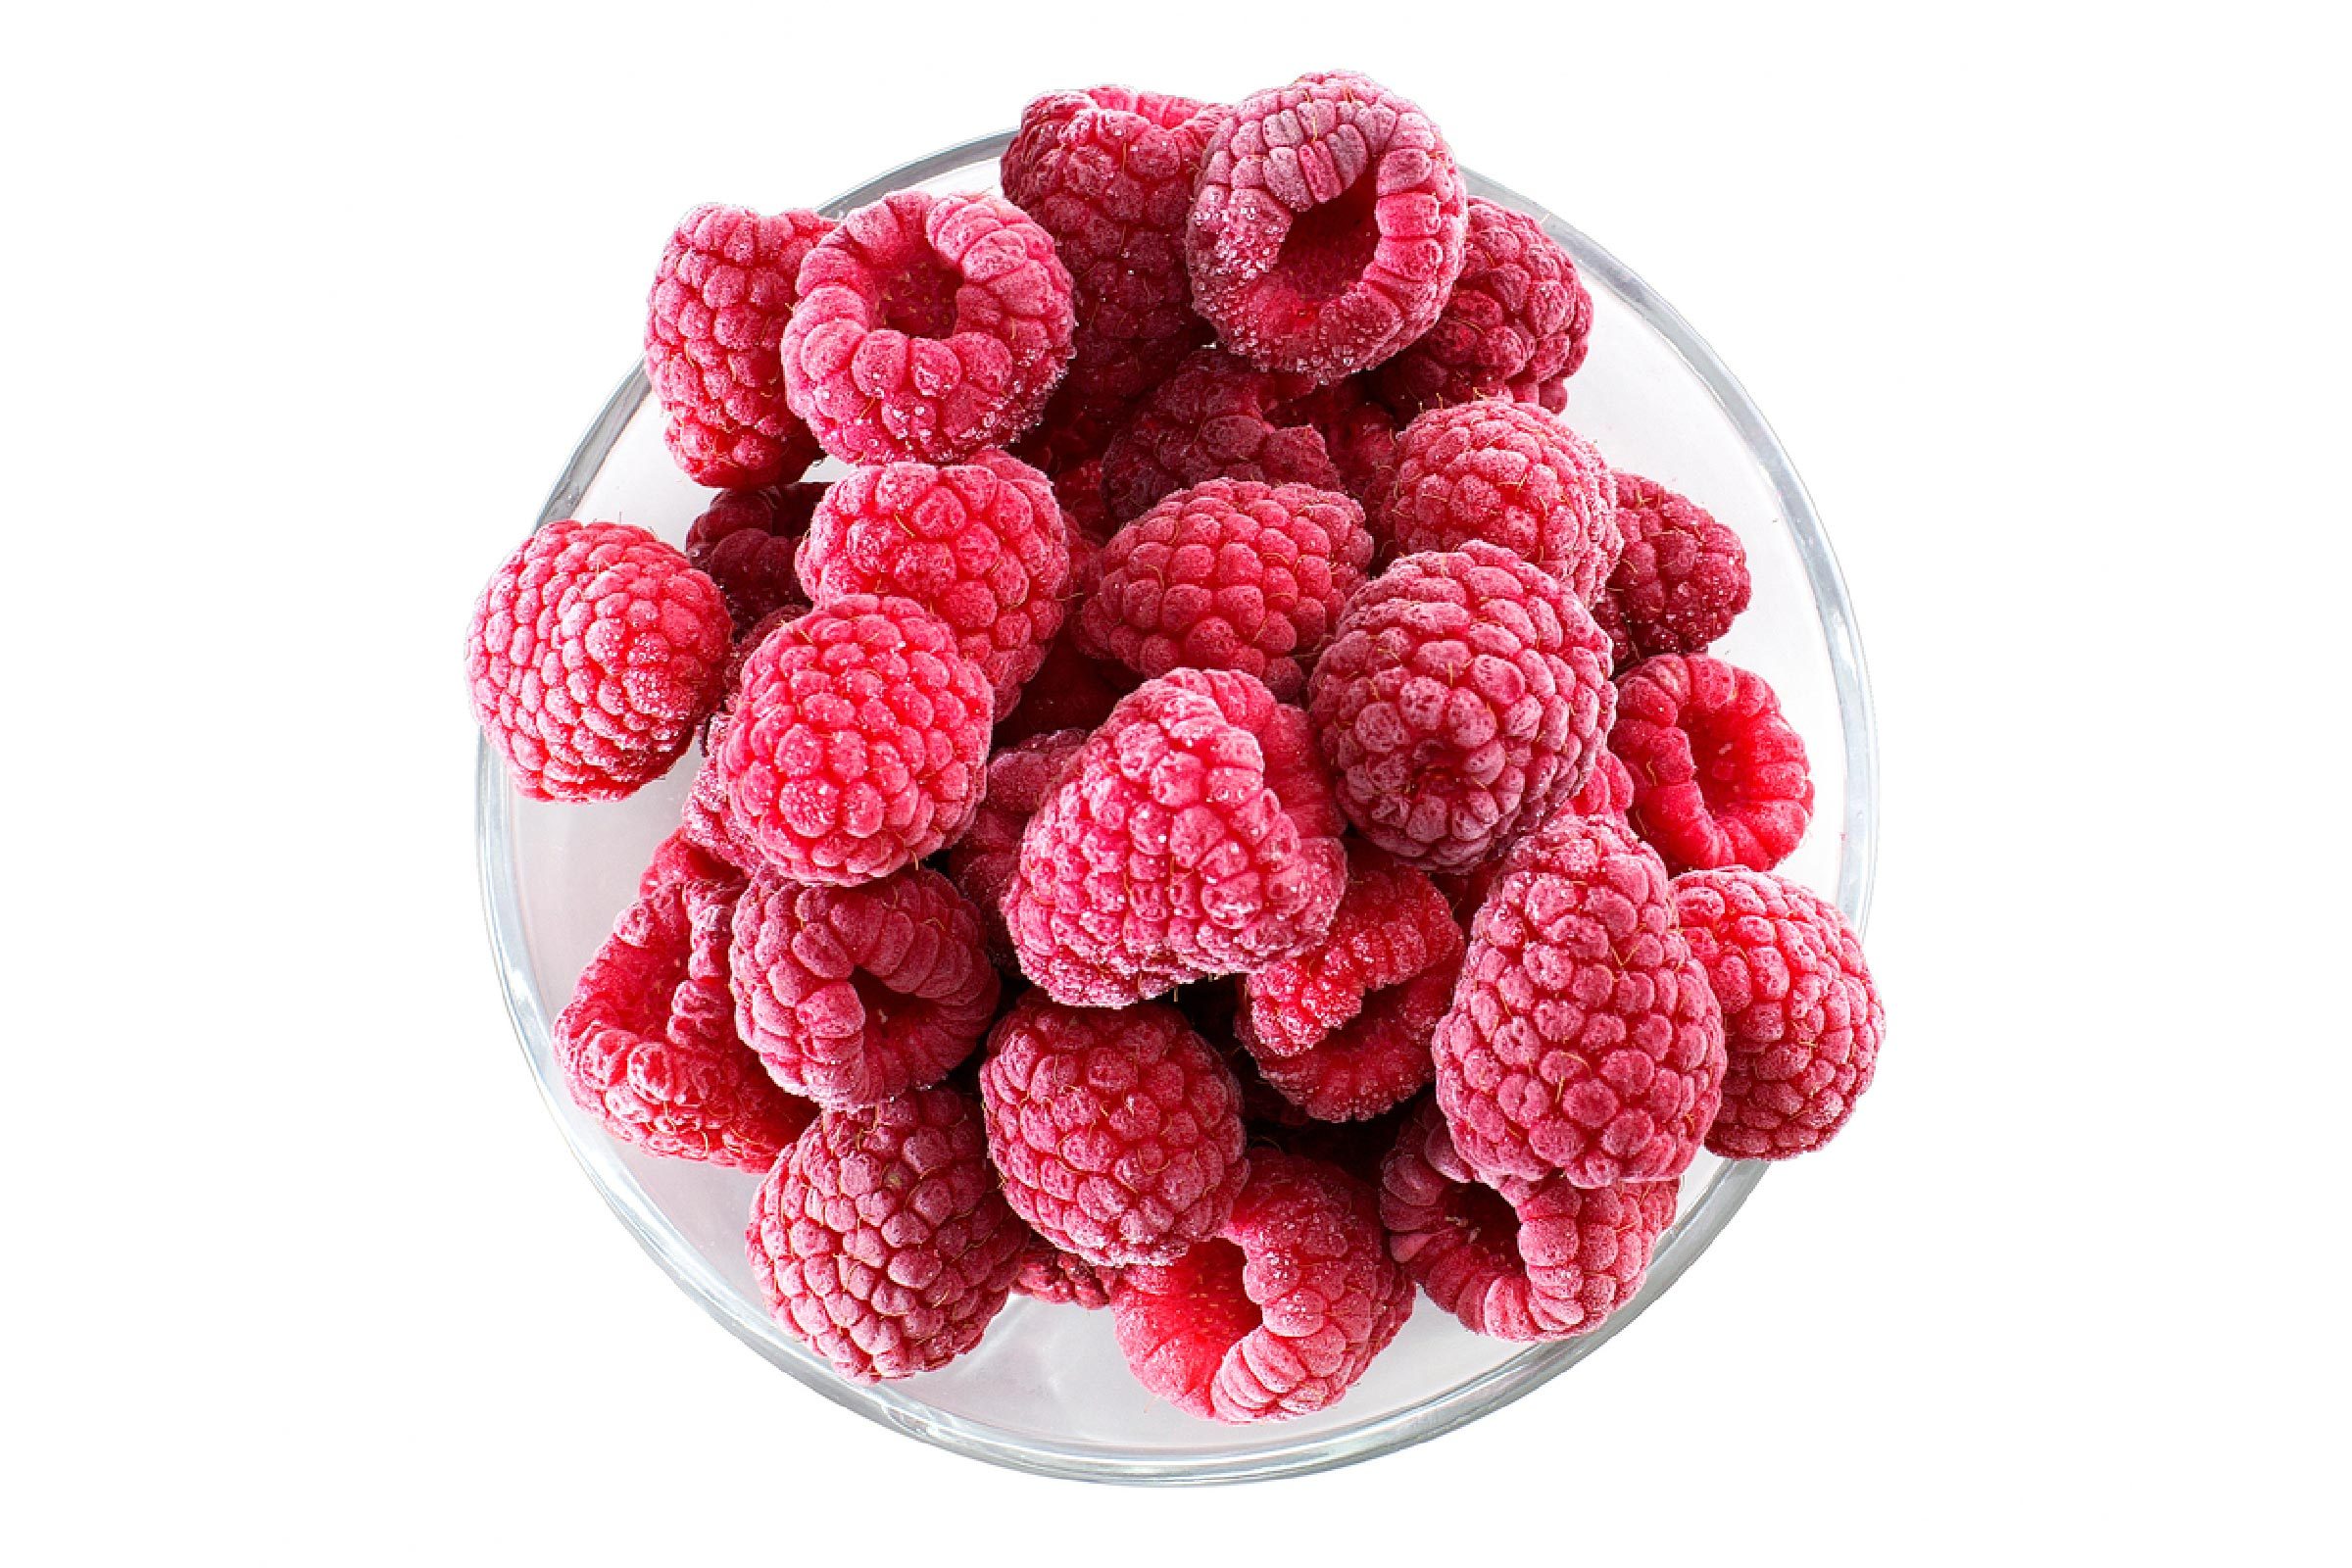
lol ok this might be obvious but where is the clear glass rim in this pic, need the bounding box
[474,130,1880,1486]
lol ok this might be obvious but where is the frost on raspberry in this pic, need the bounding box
[1384,401,1621,603]
[1592,472,1752,669]
[1004,668,1348,1006]
[782,190,1075,465]
[684,482,825,630]
[1613,654,1813,873]
[1188,72,1467,385]
[1373,198,1593,417]
[467,518,732,802]
[947,728,1089,963]
[645,205,834,488]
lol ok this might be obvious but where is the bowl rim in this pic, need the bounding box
[475,129,1880,1486]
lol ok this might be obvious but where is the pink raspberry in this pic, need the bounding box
[1373,199,1592,417]
[1004,668,1348,1005]
[715,594,993,885]
[1308,542,1615,874]
[1613,654,1813,873]
[746,1086,1026,1382]
[645,205,834,488]
[1384,402,1621,602]
[1109,1152,1411,1423]
[1078,479,1374,701]
[684,482,824,630]
[467,518,732,802]
[1592,472,1752,669]
[781,190,1075,465]
[1433,810,1726,1187]
[978,992,1249,1266]
[1379,1101,1677,1340]
[1188,72,1467,385]
[1673,869,1882,1159]
[796,452,1070,717]
[947,728,1089,961]
[1100,348,1345,521]
[1013,1235,1119,1308]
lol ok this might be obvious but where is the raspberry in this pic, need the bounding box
[1263,1100,1418,1189]
[1078,479,1374,701]
[1002,86,1219,418]
[1004,668,1348,1005]
[1384,402,1621,602]
[467,518,732,802]
[1100,348,1345,521]
[781,190,1075,465]
[1289,377,1401,511]
[947,728,1089,960]
[1432,810,1725,1186]
[1379,1101,1677,1340]
[715,594,993,885]
[554,840,811,1171]
[746,1086,1026,1381]
[1013,385,1121,478]
[1013,1234,1118,1308]
[1613,654,1813,873]
[684,482,824,630]
[978,992,1249,1266]
[796,452,1070,717]
[729,865,998,1110]
[645,205,834,488]
[989,620,1138,746]
[1372,199,1592,417]
[1592,473,1752,668]
[1188,72,1468,385]
[1109,1152,1410,1423]
[1308,542,1615,874]
[1673,869,1882,1159]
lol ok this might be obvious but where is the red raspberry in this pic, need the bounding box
[1002,86,1219,419]
[467,518,731,802]
[1109,1152,1410,1422]
[978,992,1249,1266]
[729,865,998,1110]
[1384,402,1621,602]
[715,594,993,885]
[781,190,1075,465]
[1308,542,1615,874]
[645,205,834,488]
[1433,810,1725,1186]
[1673,869,1882,1159]
[1613,654,1813,873]
[989,620,1138,746]
[1379,1101,1677,1340]
[1078,479,1374,701]
[1188,72,1467,385]
[554,840,811,1171]
[1004,668,1348,1005]
[1592,472,1752,669]
[947,728,1089,960]
[1100,348,1345,522]
[1372,199,1592,417]
[1289,377,1401,511]
[746,1086,1026,1382]
[1013,1234,1119,1308]
[684,482,824,630]
[796,452,1070,717]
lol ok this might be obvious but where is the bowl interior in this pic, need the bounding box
[477,135,1877,1484]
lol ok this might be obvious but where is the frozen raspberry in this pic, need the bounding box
[715,594,993,885]
[1188,72,1467,385]
[1078,479,1374,701]
[1572,746,1637,822]
[1592,473,1751,668]
[990,621,1137,746]
[729,866,998,1110]
[746,1086,1025,1381]
[1433,810,1725,1186]
[796,452,1069,716]
[1101,349,1344,521]
[1053,457,1112,552]
[1005,668,1348,1006]
[782,190,1074,465]
[979,993,1249,1266]
[467,518,731,802]
[1110,1152,1411,1422]
[1380,1101,1676,1340]
[1613,654,1813,873]
[948,728,1089,960]
[1013,385,1121,479]
[1003,86,1219,419]
[646,205,834,488]
[1013,1234,1118,1308]
[554,843,811,1171]
[1674,869,1881,1159]
[1288,377,1401,511]
[1309,542,1614,874]
[1373,199,1592,417]
[1385,402,1621,602]
[685,482,824,630]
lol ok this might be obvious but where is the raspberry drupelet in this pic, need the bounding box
[1373,198,1593,418]
[1592,472,1752,669]
[1612,653,1813,873]
[1383,401,1621,603]
[684,482,825,631]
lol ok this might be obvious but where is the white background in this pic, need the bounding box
[7,3,2345,1562]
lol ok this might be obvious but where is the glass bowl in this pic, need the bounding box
[475,132,1878,1485]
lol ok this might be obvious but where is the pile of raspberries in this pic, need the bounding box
[467,71,1884,1422]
